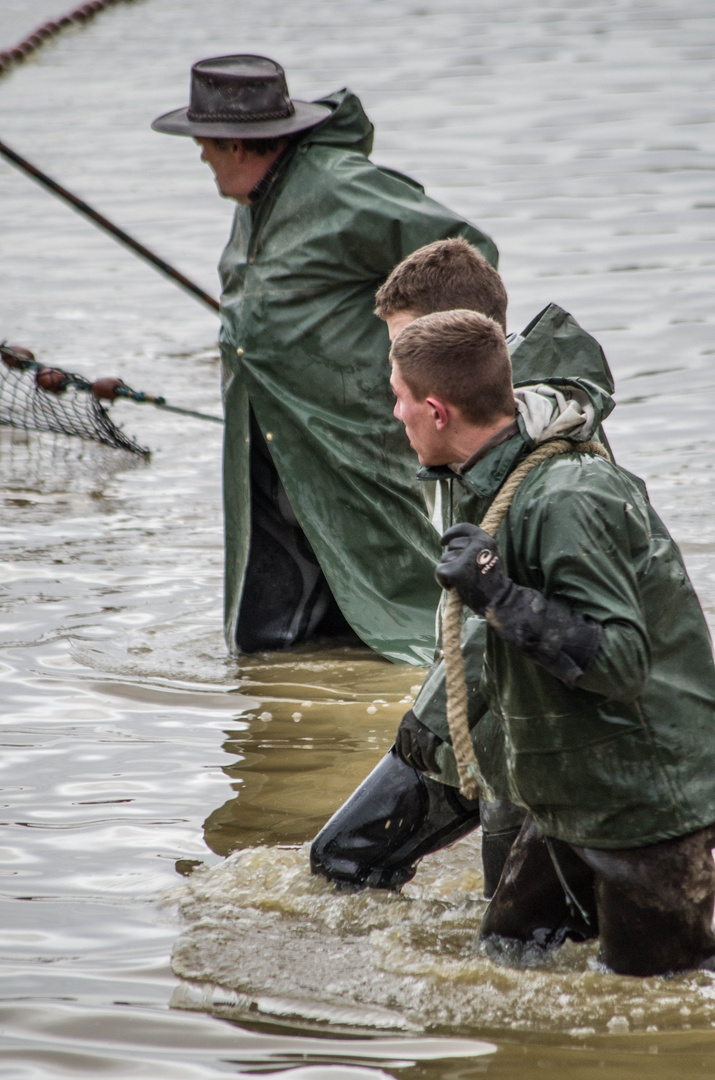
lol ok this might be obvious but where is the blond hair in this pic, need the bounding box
[389,309,515,425]
[375,237,507,331]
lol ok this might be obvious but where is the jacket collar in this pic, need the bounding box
[248,146,293,205]
[450,417,519,475]
[454,421,529,499]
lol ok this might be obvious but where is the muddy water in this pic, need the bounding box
[1,0,715,1076]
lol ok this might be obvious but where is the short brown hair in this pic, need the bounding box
[375,237,508,331]
[389,309,515,425]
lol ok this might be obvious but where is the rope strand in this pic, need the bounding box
[442,438,610,799]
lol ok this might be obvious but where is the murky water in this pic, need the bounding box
[1,0,715,1076]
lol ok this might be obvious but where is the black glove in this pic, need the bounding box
[437,523,601,688]
[436,523,508,614]
[394,709,443,774]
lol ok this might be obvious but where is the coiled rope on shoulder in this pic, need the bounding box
[442,437,611,800]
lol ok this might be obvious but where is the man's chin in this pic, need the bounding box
[415,450,447,467]
[407,436,450,468]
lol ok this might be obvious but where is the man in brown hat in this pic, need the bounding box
[153,55,498,661]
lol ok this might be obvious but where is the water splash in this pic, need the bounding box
[166,836,715,1037]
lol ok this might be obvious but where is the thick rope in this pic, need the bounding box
[442,588,488,800]
[442,438,610,799]
[0,0,139,79]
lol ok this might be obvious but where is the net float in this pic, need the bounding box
[91,377,126,401]
[35,367,70,393]
[0,344,36,368]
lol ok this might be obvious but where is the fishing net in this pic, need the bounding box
[0,344,148,455]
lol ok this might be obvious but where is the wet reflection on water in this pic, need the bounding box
[201,651,419,854]
[1,0,715,1076]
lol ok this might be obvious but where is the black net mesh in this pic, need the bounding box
[0,352,148,455]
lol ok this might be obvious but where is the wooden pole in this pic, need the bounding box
[0,138,220,314]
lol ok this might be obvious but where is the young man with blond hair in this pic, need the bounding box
[374,235,509,335]
[394,308,715,976]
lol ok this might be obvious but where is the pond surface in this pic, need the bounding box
[1,0,715,1076]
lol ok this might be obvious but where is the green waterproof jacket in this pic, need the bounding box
[419,375,715,848]
[414,303,615,793]
[217,89,498,663]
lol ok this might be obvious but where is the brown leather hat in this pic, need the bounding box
[152,54,330,139]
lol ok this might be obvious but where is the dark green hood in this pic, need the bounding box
[511,303,615,393]
[300,89,375,155]
[452,375,615,514]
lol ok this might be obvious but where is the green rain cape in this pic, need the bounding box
[217,89,498,664]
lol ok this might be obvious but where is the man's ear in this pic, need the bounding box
[425,395,450,431]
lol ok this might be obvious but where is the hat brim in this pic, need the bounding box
[151,99,330,138]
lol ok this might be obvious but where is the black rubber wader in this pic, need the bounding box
[310,747,525,896]
[481,814,715,976]
[236,411,358,652]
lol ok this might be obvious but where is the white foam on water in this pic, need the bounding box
[166,836,715,1038]
[255,1069,396,1080]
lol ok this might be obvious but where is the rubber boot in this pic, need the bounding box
[574,823,715,975]
[479,798,527,899]
[237,411,359,652]
[310,747,481,890]
[480,815,598,962]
